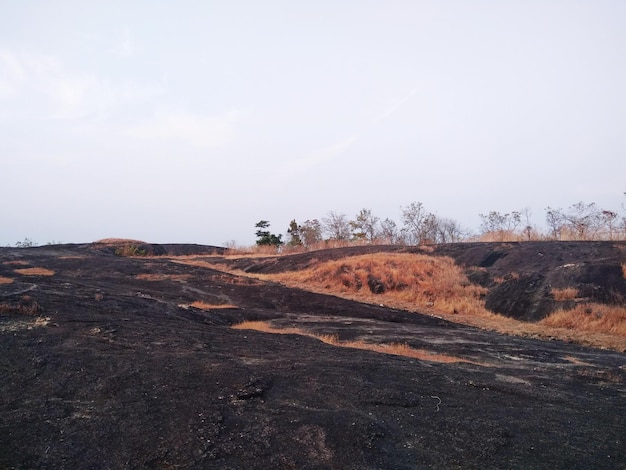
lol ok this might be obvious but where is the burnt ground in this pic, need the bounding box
[0,242,625,469]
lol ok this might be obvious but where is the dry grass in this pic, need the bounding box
[268,253,489,316]
[224,245,283,256]
[176,252,626,351]
[136,273,191,282]
[0,276,14,284]
[551,287,579,301]
[0,297,42,315]
[3,260,29,266]
[185,301,238,310]
[94,238,147,244]
[539,303,626,336]
[232,321,483,364]
[622,263,626,279]
[14,267,55,276]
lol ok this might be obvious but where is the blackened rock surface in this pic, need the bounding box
[0,242,625,469]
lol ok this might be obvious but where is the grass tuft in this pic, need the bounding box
[551,287,579,301]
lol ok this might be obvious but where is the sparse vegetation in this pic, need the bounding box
[15,238,36,248]
[267,253,488,316]
[0,296,42,315]
[551,287,579,301]
[114,245,147,257]
[232,321,481,364]
[136,273,192,282]
[274,196,626,248]
[539,303,626,336]
[186,301,238,310]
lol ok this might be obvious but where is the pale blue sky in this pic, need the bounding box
[2,1,625,246]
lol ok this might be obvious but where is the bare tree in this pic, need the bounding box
[300,219,323,247]
[600,210,618,240]
[520,207,534,241]
[379,218,400,244]
[322,211,351,241]
[562,202,603,240]
[401,202,430,245]
[545,207,564,240]
[436,218,465,243]
[478,211,521,241]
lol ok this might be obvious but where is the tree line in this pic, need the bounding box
[255,195,626,249]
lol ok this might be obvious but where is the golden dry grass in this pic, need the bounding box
[136,273,191,282]
[232,321,483,364]
[223,245,283,256]
[551,287,579,301]
[188,301,238,310]
[14,267,55,276]
[175,252,626,351]
[2,260,29,266]
[94,238,147,244]
[0,276,14,284]
[269,252,488,316]
[540,303,626,336]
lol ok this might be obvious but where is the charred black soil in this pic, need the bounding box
[1,242,625,469]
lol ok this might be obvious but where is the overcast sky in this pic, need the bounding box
[2,1,625,247]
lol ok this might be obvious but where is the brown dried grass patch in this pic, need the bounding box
[0,276,14,284]
[622,263,626,279]
[188,301,238,310]
[136,273,191,282]
[539,303,626,336]
[0,297,42,315]
[268,252,488,316]
[3,260,29,266]
[95,238,147,245]
[14,267,55,276]
[232,321,484,365]
[551,287,579,301]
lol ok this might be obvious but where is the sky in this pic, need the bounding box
[1,1,625,247]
